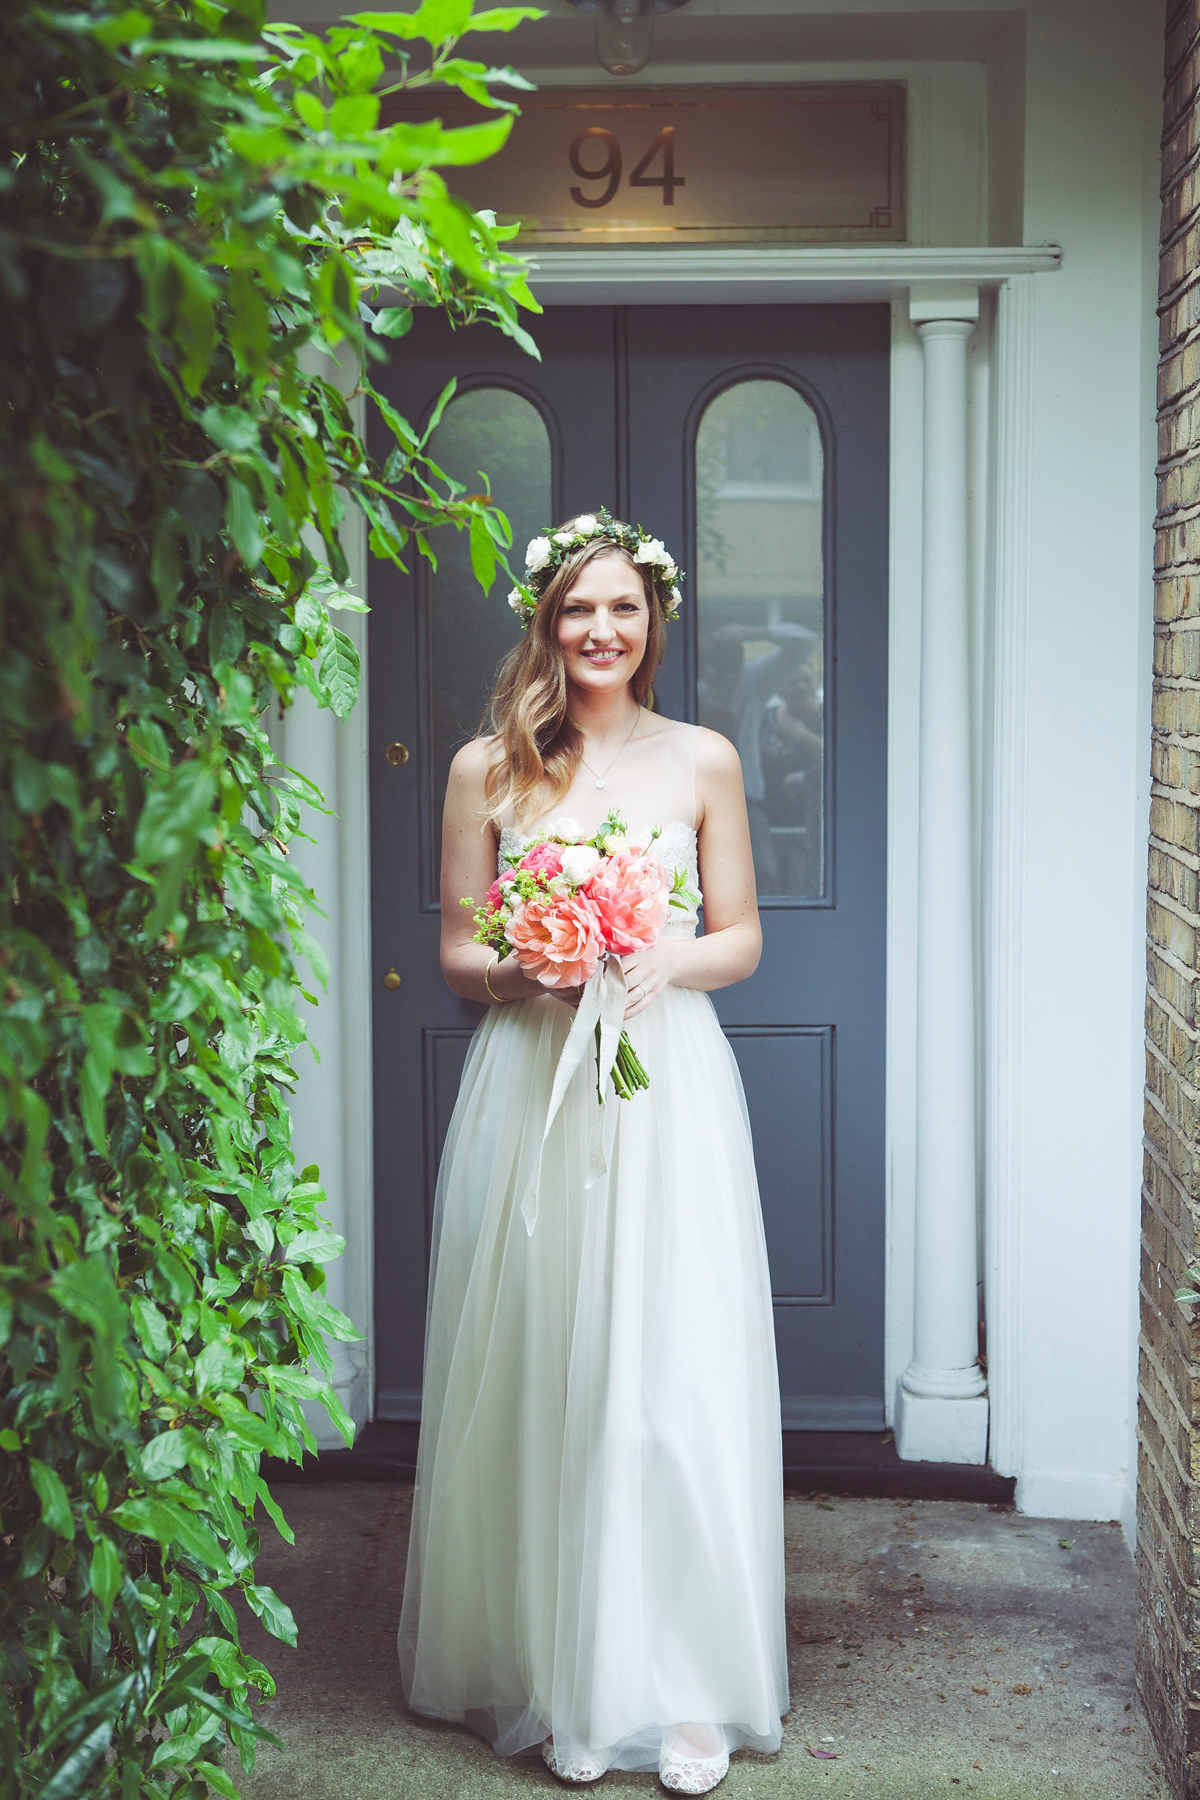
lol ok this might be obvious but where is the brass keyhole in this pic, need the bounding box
[385,742,409,766]
[383,967,402,990]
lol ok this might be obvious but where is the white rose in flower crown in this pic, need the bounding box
[525,536,552,573]
[634,537,668,566]
[552,815,584,843]
[602,830,628,855]
[507,588,526,613]
[669,586,682,609]
[553,531,575,547]
[561,844,601,885]
[573,514,599,536]
[659,557,677,580]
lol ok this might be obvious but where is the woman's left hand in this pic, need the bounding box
[620,943,677,1020]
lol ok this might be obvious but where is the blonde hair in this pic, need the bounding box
[483,520,668,823]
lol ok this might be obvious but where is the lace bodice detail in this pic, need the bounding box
[498,820,701,938]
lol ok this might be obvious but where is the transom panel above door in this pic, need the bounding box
[368,304,889,1430]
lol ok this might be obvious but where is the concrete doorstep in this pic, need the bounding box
[229,1485,1167,1800]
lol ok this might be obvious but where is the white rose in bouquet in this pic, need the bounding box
[561,844,601,885]
[602,831,628,855]
[525,536,552,572]
[552,815,584,842]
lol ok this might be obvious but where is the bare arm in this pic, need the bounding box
[622,728,762,1018]
[439,739,547,1006]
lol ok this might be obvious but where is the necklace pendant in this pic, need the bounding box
[595,778,605,789]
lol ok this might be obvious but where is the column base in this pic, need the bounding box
[895,1384,989,1465]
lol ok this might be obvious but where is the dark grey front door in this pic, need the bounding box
[368,304,889,1430]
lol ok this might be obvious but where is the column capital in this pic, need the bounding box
[909,282,980,325]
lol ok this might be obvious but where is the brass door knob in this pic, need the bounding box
[385,742,409,766]
[383,967,402,990]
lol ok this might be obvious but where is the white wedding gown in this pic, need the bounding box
[397,719,789,1774]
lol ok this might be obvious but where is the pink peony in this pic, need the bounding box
[587,851,670,954]
[484,869,517,912]
[505,893,602,988]
[519,841,564,879]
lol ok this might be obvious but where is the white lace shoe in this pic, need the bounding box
[541,1737,607,1784]
[658,1726,730,1794]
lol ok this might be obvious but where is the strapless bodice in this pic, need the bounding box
[498,820,701,938]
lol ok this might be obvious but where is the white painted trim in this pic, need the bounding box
[276,355,375,1447]
[983,276,1036,1481]
[884,302,924,1427]
[524,244,1063,307]
[353,249,1057,1449]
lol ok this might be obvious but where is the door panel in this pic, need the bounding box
[369,304,888,1428]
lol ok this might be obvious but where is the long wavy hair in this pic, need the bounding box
[483,519,668,824]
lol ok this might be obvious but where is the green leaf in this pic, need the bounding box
[194,1761,244,1800]
[317,625,360,719]
[29,1458,74,1538]
[470,511,496,593]
[138,1430,193,1481]
[225,478,265,571]
[371,306,413,339]
[245,1582,298,1647]
[130,1294,171,1360]
[139,36,268,59]
[52,1256,126,1344]
[329,93,380,135]
[195,1337,245,1396]
[89,1534,123,1616]
[282,1226,346,1263]
[458,5,546,26]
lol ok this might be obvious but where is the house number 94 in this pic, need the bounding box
[568,126,685,209]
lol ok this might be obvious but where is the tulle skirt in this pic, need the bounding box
[397,977,789,1773]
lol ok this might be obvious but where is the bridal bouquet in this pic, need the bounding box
[464,809,697,1100]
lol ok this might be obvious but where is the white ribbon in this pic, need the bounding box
[520,954,627,1235]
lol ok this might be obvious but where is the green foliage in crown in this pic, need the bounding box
[505,506,685,628]
[0,0,541,1794]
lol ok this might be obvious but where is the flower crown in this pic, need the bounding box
[506,507,684,629]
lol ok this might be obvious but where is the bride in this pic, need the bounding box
[397,511,789,1792]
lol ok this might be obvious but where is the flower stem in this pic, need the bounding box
[594,1025,650,1101]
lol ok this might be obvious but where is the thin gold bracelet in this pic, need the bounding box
[484,953,508,1003]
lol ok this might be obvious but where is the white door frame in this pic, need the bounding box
[313,242,1056,1458]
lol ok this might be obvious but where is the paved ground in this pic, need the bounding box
[230,1484,1168,1800]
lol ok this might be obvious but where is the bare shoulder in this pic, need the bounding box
[692,723,743,782]
[449,734,503,793]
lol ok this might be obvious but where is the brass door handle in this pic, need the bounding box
[385,742,409,766]
[383,967,402,990]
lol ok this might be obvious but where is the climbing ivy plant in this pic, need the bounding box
[0,0,540,1793]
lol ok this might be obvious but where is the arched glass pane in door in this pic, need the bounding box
[695,380,826,902]
[425,387,552,889]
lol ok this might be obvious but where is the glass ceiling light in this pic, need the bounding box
[565,0,690,78]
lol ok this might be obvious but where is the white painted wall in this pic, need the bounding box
[990,0,1161,1527]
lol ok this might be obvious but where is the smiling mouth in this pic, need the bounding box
[583,649,624,662]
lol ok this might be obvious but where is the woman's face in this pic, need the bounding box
[555,553,649,696]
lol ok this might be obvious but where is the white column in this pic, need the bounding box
[895,285,989,1466]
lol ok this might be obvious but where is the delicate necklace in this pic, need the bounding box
[578,709,642,790]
